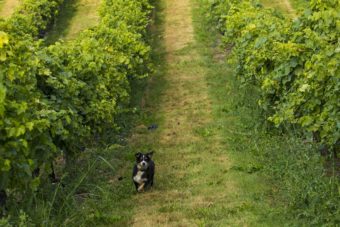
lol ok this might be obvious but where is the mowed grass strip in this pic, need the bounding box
[289,0,310,11]
[46,0,101,44]
[260,0,296,17]
[0,0,21,18]
[124,0,287,225]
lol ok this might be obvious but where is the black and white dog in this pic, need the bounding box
[132,151,155,192]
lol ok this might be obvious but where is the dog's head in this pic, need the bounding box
[135,151,153,170]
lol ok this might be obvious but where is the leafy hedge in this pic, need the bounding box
[0,0,153,199]
[209,0,340,224]
[0,0,64,37]
[210,0,339,147]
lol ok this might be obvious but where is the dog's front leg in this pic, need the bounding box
[137,183,145,192]
[137,178,148,192]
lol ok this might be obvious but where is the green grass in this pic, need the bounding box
[260,0,310,16]
[192,1,286,225]
[45,0,100,44]
[44,0,77,44]
[290,0,310,10]
[260,0,295,17]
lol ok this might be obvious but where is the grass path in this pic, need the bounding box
[130,0,225,224]
[0,0,20,18]
[123,0,283,225]
[45,0,100,44]
[261,0,296,16]
[290,0,310,11]
[283,0,294,13]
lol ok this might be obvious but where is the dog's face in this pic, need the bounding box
[135,152,153,170]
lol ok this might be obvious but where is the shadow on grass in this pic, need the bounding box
[44,0,77,44]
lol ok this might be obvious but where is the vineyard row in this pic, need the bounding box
[0,0,153,198]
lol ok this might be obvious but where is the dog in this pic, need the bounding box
[132,151,155,192]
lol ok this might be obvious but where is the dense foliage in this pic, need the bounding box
[0,0,64,37]
[209,0,340,224]
[210,0,339,147]
[0,0,153,204]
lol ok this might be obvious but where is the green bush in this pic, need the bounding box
[0,0,64,37]
[0,0,153,208]
[210,0,339,147]
[209,0,340,225]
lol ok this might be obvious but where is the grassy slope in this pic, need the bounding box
[0,0,20,18]
[45,0,101,44]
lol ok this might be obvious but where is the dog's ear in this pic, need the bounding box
[135,152,142,160]
[146,151,154,158]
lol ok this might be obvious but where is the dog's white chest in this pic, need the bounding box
[133,171,145,184]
